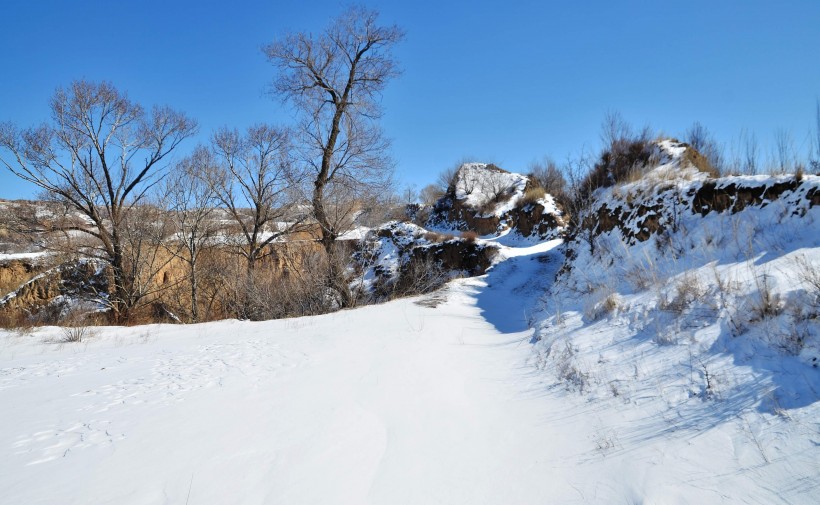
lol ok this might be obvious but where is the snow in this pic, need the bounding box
[0,263,565,505]
[338,225,371,241]
[0,251,49,262]
[531,172,820,503]
[1,170,818,503]
[453,163,529,217]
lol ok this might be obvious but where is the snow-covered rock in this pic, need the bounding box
[354,221,499,299]
[428,162,566,239]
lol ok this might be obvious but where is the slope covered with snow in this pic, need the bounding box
[531,168,820,503]
[2,223,817,503]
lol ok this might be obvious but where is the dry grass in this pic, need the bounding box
[520,186,547,206]
[661,273,705,314]
[423,231,455,243]
[583,287,621,321]
[60,325,92,343]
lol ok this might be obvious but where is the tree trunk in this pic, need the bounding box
[190,260,198,323]
[312,179,335,255]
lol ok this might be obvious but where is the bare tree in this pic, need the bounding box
[419,183,444,206]
[263,6,403,255]
[479,168,516,204]
[810,101,820,172]
[116,202,180,319]
[741,129,759,175]
[773,128,795,174]
[599,110,633,149]
[162,146,218,322]
[0,80,196,322]
[207,125,302,272]
[528,156,567,196]
[401,184,418,205]
[436,165,459,195]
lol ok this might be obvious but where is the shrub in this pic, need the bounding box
[476,200,498,216]
[423,231,454,243]
[661,273,705,314]
[583,287,621,321]
[751,273,782,321]
[393,256,449,298]
[61,325,91,343]
[684,121,724,176]
[580,138,654,200]
[460,231,478,243]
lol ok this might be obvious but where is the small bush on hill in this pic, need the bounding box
[684,121,724,176]
[461,231,478,243]
[521,187,547,206]
[423,231,455,243]
[580,138,654,200]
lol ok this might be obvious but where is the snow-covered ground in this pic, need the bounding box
[0,251,50,262]
[1,233,818,503]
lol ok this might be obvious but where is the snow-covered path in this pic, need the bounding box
[1,239,816,504]
[0,242,575,505]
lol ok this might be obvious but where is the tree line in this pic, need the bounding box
[0,7,404,324]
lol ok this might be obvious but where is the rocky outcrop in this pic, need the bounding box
[427,162,566,239]
[360,221,500,299]
[690,178,819,216]
[406,239,497,277]
[508,202,567,238]
[580,174,818,244]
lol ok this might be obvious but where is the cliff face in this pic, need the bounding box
[0,258,47,297]
[0,259,110,324]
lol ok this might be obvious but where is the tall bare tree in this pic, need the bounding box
[0,80,196,322]
[162,146,218,322]
[207,124,300,272]
[263,6,403,256]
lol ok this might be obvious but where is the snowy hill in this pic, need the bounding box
[531,150,819,502]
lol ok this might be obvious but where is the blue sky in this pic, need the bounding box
[1,0,818,199]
